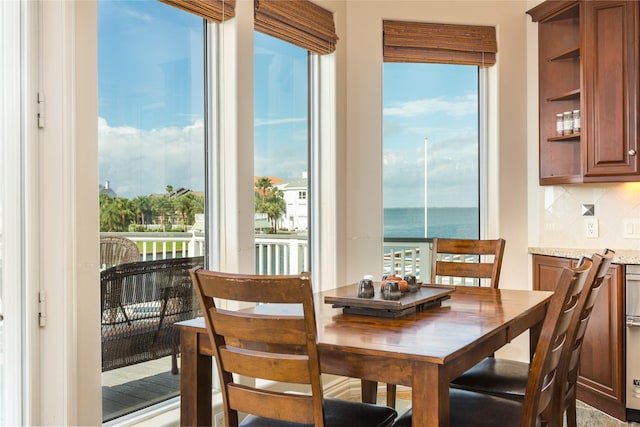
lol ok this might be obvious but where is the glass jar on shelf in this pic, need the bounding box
[572,109,580,133]
[563,111,573,135]
[556,113,564,136]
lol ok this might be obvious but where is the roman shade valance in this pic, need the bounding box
[254,0,338,55]
[383,20,497,66]
[158,0,236,23]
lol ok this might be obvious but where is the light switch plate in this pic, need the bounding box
[624,218,640,238]
[585,217,599,238]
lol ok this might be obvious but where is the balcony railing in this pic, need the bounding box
[102,232,431,279]
[383,239,432,281]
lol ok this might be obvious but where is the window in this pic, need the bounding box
[383,63,480,240]
[252,0,337,277]
[98,1,207,420]
[254,32,309,274]
[1,1,24,424]
[299,191,307,200]
[382,20,496,280]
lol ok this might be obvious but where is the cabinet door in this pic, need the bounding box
[584,0,639,178]
[532,254,572,291]
[532,254,626,420]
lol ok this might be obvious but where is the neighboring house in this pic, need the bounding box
[99,180,117,198]
[278,176,308,231]
[255,174,308,232]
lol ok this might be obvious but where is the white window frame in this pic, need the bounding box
[1,0,26,425]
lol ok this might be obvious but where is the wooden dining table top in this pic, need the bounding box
[313,284,552,364]
[177,284,553,427]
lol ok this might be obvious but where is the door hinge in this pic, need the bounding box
[38,290,46,327]
[37,92,45,128]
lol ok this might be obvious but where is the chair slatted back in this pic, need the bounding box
[557,250,614,424]
[190,269,324,427]
[521,258,592,427]
[431,238,506,288]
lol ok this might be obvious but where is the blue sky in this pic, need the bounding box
[98,0,478,209]
[383,63,479,208]
[98,0,204,198]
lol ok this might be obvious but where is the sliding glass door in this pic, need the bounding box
[98,1,206,421]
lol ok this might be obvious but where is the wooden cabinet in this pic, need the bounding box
[583,1,639,179]
[532,254,626,420]
[528,1,640,184]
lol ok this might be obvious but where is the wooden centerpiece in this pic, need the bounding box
[324,283,454,318]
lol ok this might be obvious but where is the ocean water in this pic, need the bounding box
[384,207,479,239]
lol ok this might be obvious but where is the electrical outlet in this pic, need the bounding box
[585,217,599,238]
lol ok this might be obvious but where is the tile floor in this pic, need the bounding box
[391,389,640,427]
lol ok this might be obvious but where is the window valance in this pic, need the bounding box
[255,0,338,55]
[158,0,236,23]
[383,20,497,66]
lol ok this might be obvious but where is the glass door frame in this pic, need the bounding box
[1,0,27,424]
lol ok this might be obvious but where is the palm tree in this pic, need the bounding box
[115,198,134,231]
[151,196,172,232]
[176,194,196,229]
[255,177,272,205]
[99,194,120,232]
[132,195,151,227]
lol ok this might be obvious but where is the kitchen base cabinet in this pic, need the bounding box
[532,254,626,420]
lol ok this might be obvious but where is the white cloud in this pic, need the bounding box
[383,129,478,208]
[122,7,154,22]
[384,94,478,118]
[98,118,204,198]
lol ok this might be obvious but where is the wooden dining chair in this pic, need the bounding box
[189,269,398,427]
[448,249,613,427]
[430,237,506,288]
[384,237,506,408]
[392,257,593,427]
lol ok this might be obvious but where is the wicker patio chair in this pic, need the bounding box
[101,256,204,374]
[100,236,140,268]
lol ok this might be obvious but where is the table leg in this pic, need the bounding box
[361,379,378,403]
[412,363,449,427]
[180,330,212,427]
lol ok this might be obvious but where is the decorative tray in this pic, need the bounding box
[324,283,455,318]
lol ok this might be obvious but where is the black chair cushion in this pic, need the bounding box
[393,389,538,427]
[240,398,397,427]
[450,357,528,400]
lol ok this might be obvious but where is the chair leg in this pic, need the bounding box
[171,348,179,375]
[566,396,577,427]
[386,384,396,408]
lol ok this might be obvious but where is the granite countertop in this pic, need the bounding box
[528,247,640,265]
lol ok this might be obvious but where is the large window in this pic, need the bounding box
[253,32,309,275]
[98,1,206,421]
[383,63,480,240]
[382,20,496,280]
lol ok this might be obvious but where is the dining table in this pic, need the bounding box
[176,283,553,427]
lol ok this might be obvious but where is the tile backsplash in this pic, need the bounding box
[539,182,640,250]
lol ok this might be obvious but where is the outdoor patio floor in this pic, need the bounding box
[102,356,180,423]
